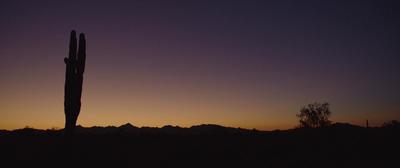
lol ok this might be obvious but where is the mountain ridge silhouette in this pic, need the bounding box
[1,122,398,167]
[1,122,396,136]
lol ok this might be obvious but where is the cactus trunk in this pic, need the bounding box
[64,30,86,136]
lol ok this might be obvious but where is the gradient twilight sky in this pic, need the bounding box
[1,0,399,130]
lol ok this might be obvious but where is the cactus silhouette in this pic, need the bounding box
[64,30,86,136]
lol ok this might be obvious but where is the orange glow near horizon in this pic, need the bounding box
[1,64,398,131]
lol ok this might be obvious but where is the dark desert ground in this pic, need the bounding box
[1,122,399,167]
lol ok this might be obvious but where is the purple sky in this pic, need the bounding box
[1,0,399,130]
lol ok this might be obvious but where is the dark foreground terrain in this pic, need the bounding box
[0,123,399,167]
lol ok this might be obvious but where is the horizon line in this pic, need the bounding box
[0,121,373,132]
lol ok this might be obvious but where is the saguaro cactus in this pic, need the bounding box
[64,30,86,136]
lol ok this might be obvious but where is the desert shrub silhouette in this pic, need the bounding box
[64,30,86,136]
[297,102,331,128]
[382,120,400,129]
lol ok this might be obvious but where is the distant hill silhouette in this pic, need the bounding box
[1,122,399,167]
[1,122,399,135]
[0,123,258,135]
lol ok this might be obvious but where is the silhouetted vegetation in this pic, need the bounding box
[64,30,86,136]
[297,102,331,128]
[382,120,400,129]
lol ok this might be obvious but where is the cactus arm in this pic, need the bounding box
[77,33,86,75]
[69,30,77,62]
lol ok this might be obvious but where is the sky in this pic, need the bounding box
[1,0,399,130]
